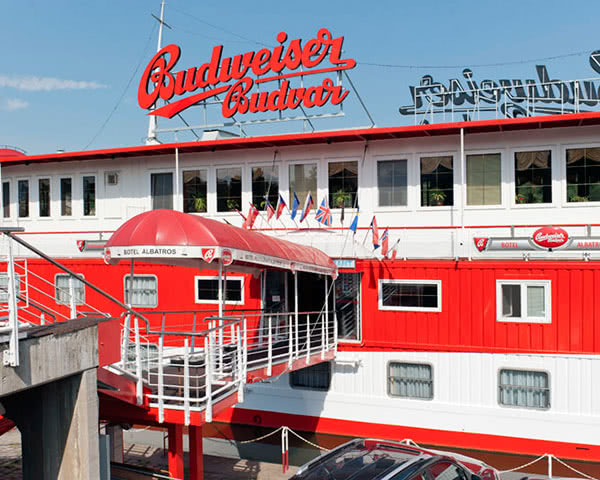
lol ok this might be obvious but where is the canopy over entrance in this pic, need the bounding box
[104,210,337,277]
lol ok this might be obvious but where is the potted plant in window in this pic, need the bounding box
[192,195,206,212]
[332,189,352,208]
[515,193,527,204]
[227,199,240,211]
[429,189,446,206]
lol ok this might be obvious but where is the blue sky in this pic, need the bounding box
[2,0,600,154]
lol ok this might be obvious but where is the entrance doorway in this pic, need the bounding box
[335,272,361,342]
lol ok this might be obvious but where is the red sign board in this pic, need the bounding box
[532,226,569,249]
[138,28,356,119]
[202,248,216,263]
[222,249,233,266]
[473,237,488,252]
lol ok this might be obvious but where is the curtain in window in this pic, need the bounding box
[388,363,433,399]
[499,369,549,408]
[151,173,173,210]
[420,156,453,174]
[515,151,550,170]
[567,148,600,164]
[125,276,157,307]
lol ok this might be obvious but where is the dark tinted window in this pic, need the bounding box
[151,173,173,210]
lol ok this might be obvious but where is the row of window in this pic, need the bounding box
[3,176,96,219]
[5,146,600,218]
[159,146,600,214]
[378,279,551,323]
[42,275,243,308]
[291,363,550,410]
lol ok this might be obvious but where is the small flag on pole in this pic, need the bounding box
[315,197,332,226]
[266,201,275,222]
[235,209,248,228]
[390,239,400,260]
[371,216,380,249]
[381,228,389,257]
[349,210,359,233]
[291,193,300,220]
[247,203,259,229]
[299,192,314,223]
[276,193,286,219]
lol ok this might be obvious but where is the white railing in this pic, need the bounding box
[118,308,337,425]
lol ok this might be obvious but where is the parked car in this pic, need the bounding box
[289,439,500,480]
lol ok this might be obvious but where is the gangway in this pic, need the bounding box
[0,210,340,479]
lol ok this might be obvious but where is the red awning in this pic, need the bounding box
[104,210,337,277]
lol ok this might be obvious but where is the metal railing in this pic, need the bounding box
[118,308,337,425]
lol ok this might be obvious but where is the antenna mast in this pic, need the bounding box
[146,0,168,145]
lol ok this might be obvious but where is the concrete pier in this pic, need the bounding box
[0,318,101,479]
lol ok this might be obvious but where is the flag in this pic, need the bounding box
[349,210,359,233]
[381,228,389,257]
[291,192,300,220]
[315,197,332,227]
[266,201,275,222]
[390,239,400,260]
[276,193,286,219]
[299,192,313,223]
[371,216,380,249]
[247,203,259,229]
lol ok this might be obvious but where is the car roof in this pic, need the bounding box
[292,439,441,480]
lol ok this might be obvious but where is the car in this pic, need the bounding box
[289,439,500,480]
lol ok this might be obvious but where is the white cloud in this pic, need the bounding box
[0,74,107,91]
[2,98,29,111]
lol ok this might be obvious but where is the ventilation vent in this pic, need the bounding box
[105,172,119,186]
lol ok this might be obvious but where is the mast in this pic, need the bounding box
[146,0,167,145]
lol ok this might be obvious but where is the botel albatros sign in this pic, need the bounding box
[475,226,600,252]
[138,28,356,119]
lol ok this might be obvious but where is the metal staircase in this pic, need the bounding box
[0,228,338,426]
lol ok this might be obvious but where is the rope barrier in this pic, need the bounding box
[228,426,600,480]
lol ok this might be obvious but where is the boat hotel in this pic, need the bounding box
[2,22,600,480]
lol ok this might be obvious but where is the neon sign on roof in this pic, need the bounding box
[138,28,356,119]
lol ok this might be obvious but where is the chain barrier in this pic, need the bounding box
[230,427,600,480]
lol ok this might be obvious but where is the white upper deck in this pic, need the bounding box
[3,113,600,261]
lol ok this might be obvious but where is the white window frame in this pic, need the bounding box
[562,143,600,208]
[123,274,158,308]
[148,169,174,211]
[287,160,319,208]
[194,276,244,305]
[378,279,442,312]
[326,157,360,212]
[0,273,22,303]
[17,177,30,219]
[464,149,506,210]
[496,280,551,324]
[81,173,98,218]
[2,179,11,219]
[182,168,209,214]
[417,151,458,211]
[387,361,434,400]
[509,145,557,209]
[375,156,411,211]
[498,367,551,410]
[54,273,86,306]
[36,176,52,219]
[59,176,74,217]
[215,165,244,214]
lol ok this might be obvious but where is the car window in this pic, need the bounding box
[428,462,466,480]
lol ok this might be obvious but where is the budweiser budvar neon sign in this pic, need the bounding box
[138,28,356,119]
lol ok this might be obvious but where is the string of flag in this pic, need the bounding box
[233,192,399,260]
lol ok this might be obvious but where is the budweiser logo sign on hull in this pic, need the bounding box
[532,227,569,249]
[138,28,356,119]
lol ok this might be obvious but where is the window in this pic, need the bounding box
[566,147,600,202]
[335,272,361,341]
[388,362,433,399]
[289,163,317,208]
[83,176,96,216]
[55,274,85,305]
[378,159,407,207]
[38,178,50,217]
[379,280,441,312]
[467,153,501,205]
[499,369,550,409]
[151,172,173,210]
[515,150,551,204]
[496,280,551,323]
[252,166,278,210]
[329,161,358,208]
[195,277,243,304]
[124,275,158,307]
[60,178,72,216]
[290,362,331,390]
[421,156,453,206]
[183,170,207,213]
[2,182,9,218]
[0,274,21,303]
[216,167,242,212]
[18,180,29,218]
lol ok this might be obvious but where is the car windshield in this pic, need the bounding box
[297,440,420,480]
